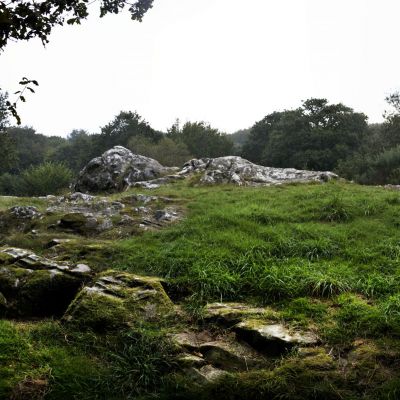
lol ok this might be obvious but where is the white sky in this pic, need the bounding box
[1,0,400,137]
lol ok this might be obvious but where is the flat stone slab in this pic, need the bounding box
[204,302,269,325]
[186,365,229,385]
[176,353,207,368]
[199,339,267,372]
[235,320,319,355]
[170,331,214,351]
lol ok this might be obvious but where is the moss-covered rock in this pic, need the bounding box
[199,340,268,372]
[64,270,175,331]
[0,291,7,315]
[0,206,41,235]
[185,365,230,386]
[0,247,92,318]
[185,347,342,400]
[343,339,398,392]
[57,212,113,236]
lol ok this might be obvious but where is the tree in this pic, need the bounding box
[128,136,193,167]
[98,111,162,153]
[0,90,8,131]
[230,128,250,154]
[242,99,368,171]
[5,126,66,172]
[337,93,400,184]
[382,92,400,149]
[0,91,17,172]
[52,129,97,172]
[167,121,234,158]
[0,0,153,124]
[0,0,153,49]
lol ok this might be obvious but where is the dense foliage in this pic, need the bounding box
[167,120,234,158]
[241,96,400,185]
[0,0,153,50]
[242,99,368,171]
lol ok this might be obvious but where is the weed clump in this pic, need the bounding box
[319,196,353,222]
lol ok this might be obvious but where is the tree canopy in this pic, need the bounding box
[0,0,154,125]
[242,99,368,171]
[0,0,153,49]
[167,121,234,159]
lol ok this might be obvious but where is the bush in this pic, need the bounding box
[0,173,24,196]
[20,162,73,196]
[338,146,400,185]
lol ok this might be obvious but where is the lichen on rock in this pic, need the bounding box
[74,146,170,193]
[179,156,338,186]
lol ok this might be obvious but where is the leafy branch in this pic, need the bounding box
[1,77,38,127]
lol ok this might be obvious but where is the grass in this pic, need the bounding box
[1,180,400,398]
[110,181,400,307]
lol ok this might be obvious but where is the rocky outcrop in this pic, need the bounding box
[0,206,42,234]
[0,247,91,317]
[204,302,319,356]
[179,156,338,186]
[74,148,338,193]
[56,212,113,235]
[74,146,169,193]
[9,206,42,219]
[171,329,268,379]
[42,191,183,236]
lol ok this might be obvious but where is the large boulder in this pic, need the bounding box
[179,156,338,186]
[74,146,168,193]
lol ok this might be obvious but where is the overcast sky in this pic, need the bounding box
[1,0,400,137]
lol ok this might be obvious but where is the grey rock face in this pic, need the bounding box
[179,156,338,186]
[9,206,42,219]
[74,146,167,193]
[235,319,319,355]
[186,365,229,385]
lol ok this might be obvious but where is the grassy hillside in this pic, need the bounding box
[1,181,400,399]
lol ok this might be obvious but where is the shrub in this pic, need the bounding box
[20,162,73,196]
[0,173,24,195]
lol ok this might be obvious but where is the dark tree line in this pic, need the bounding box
[1,94,400,196]
[242,96,400,185]
[0,104,235,195]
